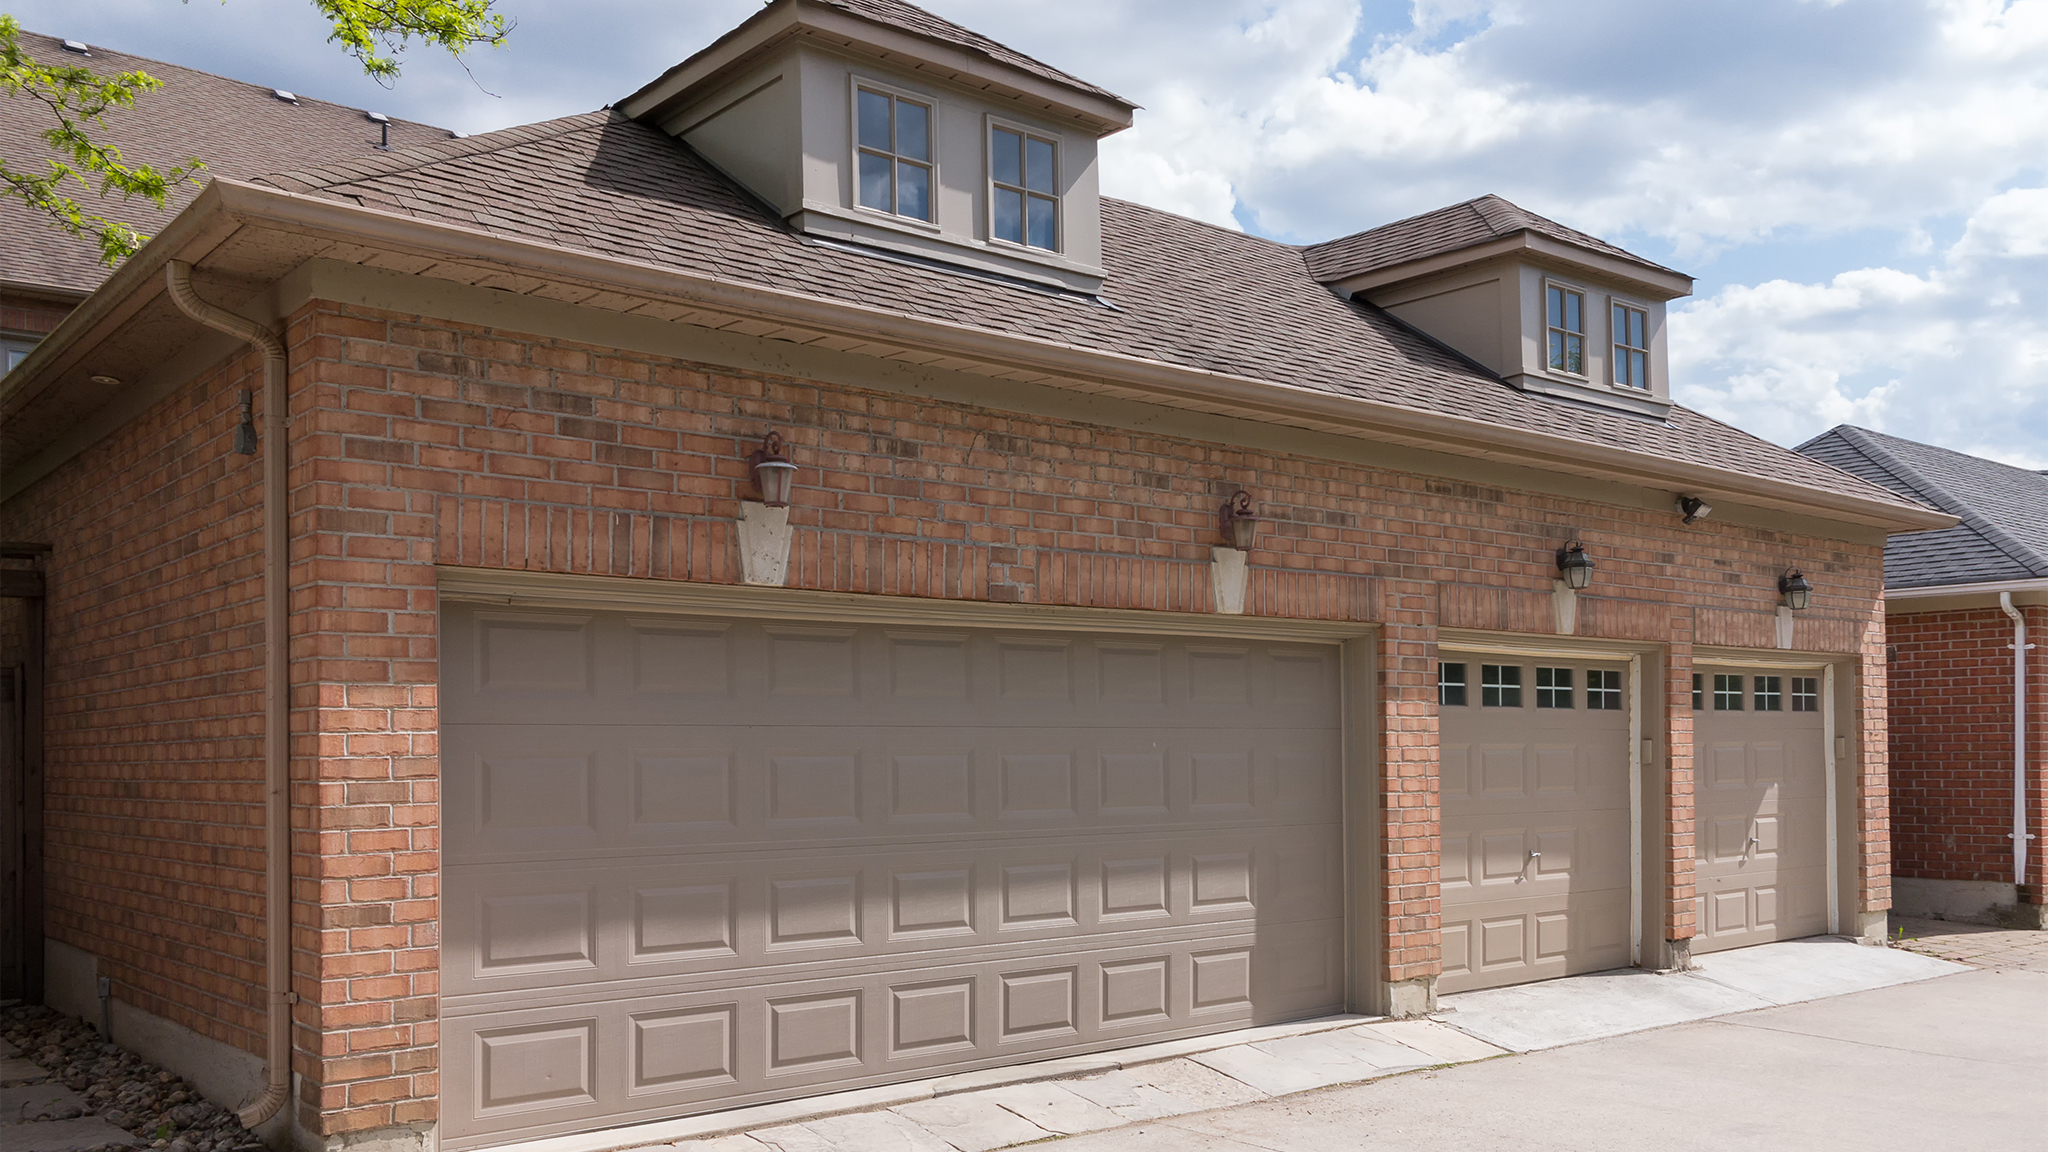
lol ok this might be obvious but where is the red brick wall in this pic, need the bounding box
[4,294,1895,1139]
[1889,605,2048,899]
[0,293,72,337]
[0,349,282,1062]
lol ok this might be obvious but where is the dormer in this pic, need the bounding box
[619,0,1135,295]
[1306,195,1694,418]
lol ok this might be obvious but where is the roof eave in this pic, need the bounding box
[8,179,1952,534]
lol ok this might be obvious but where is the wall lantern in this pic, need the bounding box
[748,430,798,508]
[1556,540,1595,590]
[1779,569,1814,611]
[1219,490,1260,552]
[1677,495,1713,525]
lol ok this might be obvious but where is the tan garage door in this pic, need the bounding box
[1691,667,1829,954]
[1438,654,1632,993]
[437,601,1346,1149]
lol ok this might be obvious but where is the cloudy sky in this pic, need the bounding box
[19,0,2048,467]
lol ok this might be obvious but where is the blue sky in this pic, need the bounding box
[18,0,2048,467]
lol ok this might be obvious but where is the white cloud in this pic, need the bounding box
[1672,192,2048,468]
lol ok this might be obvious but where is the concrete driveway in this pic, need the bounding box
[1036,935,2045,1151]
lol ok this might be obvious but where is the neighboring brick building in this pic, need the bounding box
[1799,426,2047,926]
[2,4,1949,1152]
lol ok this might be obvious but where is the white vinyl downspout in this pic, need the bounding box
[163,262,292,1128]
[1999,592,2031,889]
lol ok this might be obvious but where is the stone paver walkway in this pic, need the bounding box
[1890,914,2048,972]
[0,1038,136,1152]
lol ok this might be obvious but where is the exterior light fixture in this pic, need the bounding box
[748,430,798,508]
[1219,490,1260,552]
[1556,540,1595,590]
[1677,495,1712,524]
[1779,569,1814,611]
[88,374,120,386]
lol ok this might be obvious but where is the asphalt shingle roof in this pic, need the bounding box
[0,28,450,296]
[1302,194,1685,285]
[248,110,1914,510]
[1797,425,2048,589]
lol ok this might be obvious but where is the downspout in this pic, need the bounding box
[2000,592,2030,890]
[163,262,291,1128]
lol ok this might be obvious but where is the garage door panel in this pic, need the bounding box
[1692,669,1828,955]
[448,729,1342,859]
[443,603,1344,1148]
[1438,655,1633,993]
[451,828,1343,994]
[445,615,1342,733]
[444,926,1313,1142]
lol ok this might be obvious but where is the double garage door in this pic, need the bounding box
[1439,653,1832,993]
[438,601,1348,1149]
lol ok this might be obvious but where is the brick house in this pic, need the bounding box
[1,3,1950,1152]
[1798,426,2047,927]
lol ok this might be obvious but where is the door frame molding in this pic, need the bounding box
[440,566,1377,643]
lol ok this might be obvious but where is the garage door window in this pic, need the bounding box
[1586,669,1622,710]
[1482,664,1522,706]
[1713,674,1744,710]
[1692,674,1703,709]
[1791,676,1819,712]
[1439,662,1468,706]
[1535,667,1573,708]
[1754,675,1783,712]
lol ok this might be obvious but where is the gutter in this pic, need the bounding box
[194,179,1952,534]
[2001,593,2035,890]
[1886,578,2048,601]
[162,260,292,1129]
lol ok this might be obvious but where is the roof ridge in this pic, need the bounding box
[1837,426,2048,576]
[264,111,611,192]
[1299,194,1497,255]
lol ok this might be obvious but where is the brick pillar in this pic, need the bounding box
[1663,612,1697,968]
[293,306,443,1147]
[1377,579,1439,1014]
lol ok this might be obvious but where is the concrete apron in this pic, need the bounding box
[469,937,1960,1152]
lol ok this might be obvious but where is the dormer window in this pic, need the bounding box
[856,86,933,223]
[1612,302,1649,390]
[990,123,1058,251]
[1546,284,1585,376]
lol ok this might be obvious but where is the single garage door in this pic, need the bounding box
[1691,667,1828,954]
[1438,654,1632,993]
[438,601,1347,1149]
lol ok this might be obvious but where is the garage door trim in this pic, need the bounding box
[440,566,1376,644]
[1692,654,1842,935]
[1440,633,1649,969]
